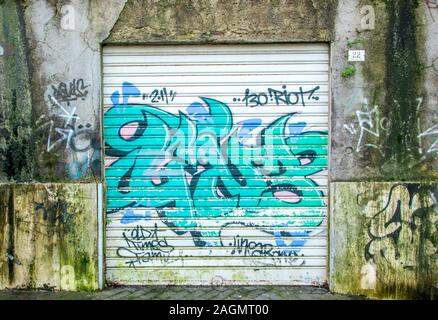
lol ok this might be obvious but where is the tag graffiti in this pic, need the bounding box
[229,235,302,258]
[364,184,438,270]
[51,78,89,105]
[235,85,320,107]
[117,224,177,267]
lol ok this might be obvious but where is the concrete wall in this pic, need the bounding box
[0,0,125,290]
[330,182,438,299]
[327,0,438,299]
[0,0,437,297]
[106,0,336,43]
[331,0,438,180]
[23,0,126,182]
[0,183,99,291]
[0,0,34,182]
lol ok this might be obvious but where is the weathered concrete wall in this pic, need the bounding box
[0,0,124,291]
[106,0,337,43]
[1,0,126,183]
[0,0,437,297]
[0,183,99,291]
[330,182,438,299]
[22,0,126,182]
[0,1,35,182]
[331,0,438,180]
[328,0,438,299]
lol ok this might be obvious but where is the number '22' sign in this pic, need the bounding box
[348,50,366,61]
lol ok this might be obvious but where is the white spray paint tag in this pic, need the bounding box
[348,50,366,61]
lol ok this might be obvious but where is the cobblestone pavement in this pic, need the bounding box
[0,286,365,300]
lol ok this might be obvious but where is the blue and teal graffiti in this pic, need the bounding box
[105,82,328,248]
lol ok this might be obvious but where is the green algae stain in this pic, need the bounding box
[331,182,438,300]
[55,185,98,291]
[0,1,36,182]
[382,0,424,177]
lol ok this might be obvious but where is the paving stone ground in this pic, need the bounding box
[0,286,366,300]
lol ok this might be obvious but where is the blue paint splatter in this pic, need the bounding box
[288,122,306,143]
[274,231,308,248]
[237,118,262,144]
[121,208,152,224]
[110,91,120,106]
[186,102,213,124]
[122,81,141,104]
[110,81,141,106]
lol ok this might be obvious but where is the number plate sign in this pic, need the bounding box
[348,50,365,61]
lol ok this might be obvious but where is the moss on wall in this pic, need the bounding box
[0,1,36,182]
[344,0,432,179]
[106,0,338,44]
[381,0,424,178]
[0,183,98,291]
[330,182,438,299]
[333,0,436,181]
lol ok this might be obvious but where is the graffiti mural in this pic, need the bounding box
[36,79,100,179]
[364,184,438,270]
[104,80,327,270]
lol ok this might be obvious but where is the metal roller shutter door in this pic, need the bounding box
[103,44,329,285]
